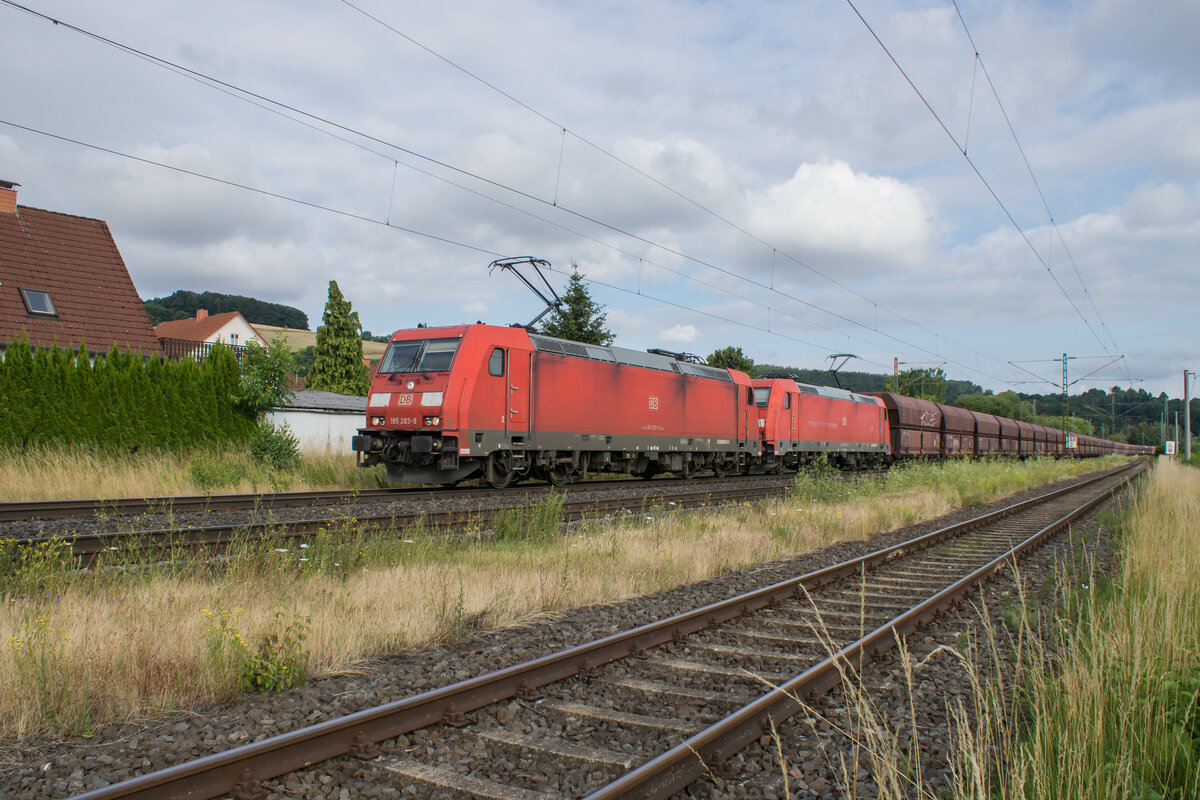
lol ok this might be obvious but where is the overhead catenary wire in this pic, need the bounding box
[337,0,1010,372]
[845,0,1126,384]
[0,0,1014,385]
[0,115,904,372]
[949,0,1132,383]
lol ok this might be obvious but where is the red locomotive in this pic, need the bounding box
[352,325,1151,486]
[352,324,759,486]
[752,378,889,469]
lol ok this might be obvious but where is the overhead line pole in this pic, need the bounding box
[1186,370,1193,462]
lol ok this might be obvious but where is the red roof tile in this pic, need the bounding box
[154,310,250,342]
[0,205,160,354]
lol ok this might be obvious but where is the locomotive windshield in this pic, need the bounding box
[378,337,461,374]
[753,386,771,408]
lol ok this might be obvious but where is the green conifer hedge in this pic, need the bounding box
[0,339,256,451]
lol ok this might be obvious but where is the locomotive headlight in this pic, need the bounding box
[370,416,385,426]
[423,415,441,427]
[405,380,415,390]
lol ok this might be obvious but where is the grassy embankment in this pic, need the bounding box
[0,456,1126,740]
[812,457,1198,800]
[0,445,385,500]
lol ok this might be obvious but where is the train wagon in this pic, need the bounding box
[937,403,976,458]
[352,324,756,486]
[873,392,941,458]
[753,378,889,469]
[970,411,1001,456]
[998,417,1020,456]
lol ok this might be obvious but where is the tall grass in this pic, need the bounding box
[0,456,1128,739]
[0,443,385,500]
[815,457,1198,800]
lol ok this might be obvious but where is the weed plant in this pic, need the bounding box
[0,456,1131,739]
[0,442,386,500]
[793,457,1198,800]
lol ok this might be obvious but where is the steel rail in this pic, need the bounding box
[13,482,791,566]
[0,473,786,523]
[583,460,1145,799]
[68,460,1142,800]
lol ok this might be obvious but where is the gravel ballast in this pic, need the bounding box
[0,466,1139,799]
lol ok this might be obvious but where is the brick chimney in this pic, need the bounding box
[0,180,18,215]
[196,309,208,320]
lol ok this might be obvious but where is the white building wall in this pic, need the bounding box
[266,409,361,455]
[206,317,265,347]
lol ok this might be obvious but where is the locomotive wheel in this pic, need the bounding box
[713,460,728,478]
[678,460,695,479]
[547,463,573,486]
[486,452,514,489]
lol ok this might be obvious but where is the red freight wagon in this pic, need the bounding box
[752,379,889,469]
[1016,421,1036,456]
[1032,424,1049,455]
[937,403,976,458]
[970,411,1001,456]
[353,324,756,486]
[873,393,941,458]
[998,417,1020,456]
[1046,427,1064,456]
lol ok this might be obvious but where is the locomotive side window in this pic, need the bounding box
[488,347,505,376]
[747,387,754,405]
[753,386,770,408]
[784,393,792,409]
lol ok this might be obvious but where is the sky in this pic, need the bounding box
[1,0,1196,399]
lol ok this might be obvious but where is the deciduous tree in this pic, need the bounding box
[706,346,755,375]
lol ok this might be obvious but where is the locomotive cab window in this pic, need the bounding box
[378,337,461,374]
[785,393,792,409]
[747,387,754,405]
[488,347,505,376]
[753,386,770,408]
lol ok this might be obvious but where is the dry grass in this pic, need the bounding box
[0,456,1129,739]
[0,444,384,500]
[807,456,1200,800]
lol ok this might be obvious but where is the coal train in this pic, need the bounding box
[350,323,1151,487]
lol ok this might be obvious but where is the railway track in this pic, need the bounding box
[10,479,796,566]
[0,473,789,524]
[71,459,1145,800]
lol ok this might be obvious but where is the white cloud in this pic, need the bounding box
[460,300,488,317]
[658,324,698,344]
[745,160,934,276]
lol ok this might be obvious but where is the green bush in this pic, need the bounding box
[187,454,250,490]
[249,422,301,471]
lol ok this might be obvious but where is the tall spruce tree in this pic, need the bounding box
[307,280,370,396]
[539,266,615,345]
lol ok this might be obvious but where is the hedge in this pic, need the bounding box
[0,339,256,451]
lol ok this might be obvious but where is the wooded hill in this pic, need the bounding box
[145,290,308,330]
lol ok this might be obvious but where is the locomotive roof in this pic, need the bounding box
[528,333,734,382]
[792,380,878,406]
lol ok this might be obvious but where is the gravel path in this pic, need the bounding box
[0,467,1135,799]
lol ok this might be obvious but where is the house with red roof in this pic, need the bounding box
[0,180,160,355]
[154,309,265,355]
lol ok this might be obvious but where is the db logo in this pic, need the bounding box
[648,396,659,410]
[398,394,414,406]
